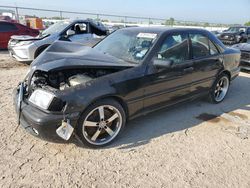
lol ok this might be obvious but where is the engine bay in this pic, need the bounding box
[29,68,121,92]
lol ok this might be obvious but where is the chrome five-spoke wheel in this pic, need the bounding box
[78,99,125,147]
[209,73,230,103]
[214,76,229,102]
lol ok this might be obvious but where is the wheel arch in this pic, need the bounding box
[220,70,231,80]
[82,95,129,120]
[34,44,50,58]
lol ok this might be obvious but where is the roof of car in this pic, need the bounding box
[67,19,107,31]
[120,26,209,35]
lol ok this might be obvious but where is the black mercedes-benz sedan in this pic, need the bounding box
[14,27,241,147]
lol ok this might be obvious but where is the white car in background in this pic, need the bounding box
[8,19,108,63]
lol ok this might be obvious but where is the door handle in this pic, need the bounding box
[183,67,194,73]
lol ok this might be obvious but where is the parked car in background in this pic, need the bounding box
[8,19,108,63]
[0,21,39,49]
[218,26,250,45]
[232,42,250,70]
[14,27,240,147]
[211,30,221,37]
[0,15,17,23]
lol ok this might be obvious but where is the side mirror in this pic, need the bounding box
[153,59,174,69]
[66,29,75,36]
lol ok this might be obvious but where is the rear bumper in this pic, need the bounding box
[13,87,79,142]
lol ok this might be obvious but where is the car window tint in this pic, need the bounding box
[157,33,189,64]
[209,40,219,55]
[190,33,210,58]
[0,22,18,32]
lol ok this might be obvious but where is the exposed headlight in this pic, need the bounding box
[15,41,33,46]
[29,89,55,110]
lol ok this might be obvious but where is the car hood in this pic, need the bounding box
[232,43,250,51]
[10,34,50,41]
[222,32,240,35]
[30,41,135,72]
[219,32,240,37]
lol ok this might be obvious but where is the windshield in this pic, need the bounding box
[226,27,246,33]
[94,29,158,64]
[41,21,70,36]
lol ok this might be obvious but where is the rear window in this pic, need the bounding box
[0,22,18,32]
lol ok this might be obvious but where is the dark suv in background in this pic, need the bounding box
[218,26,250,45]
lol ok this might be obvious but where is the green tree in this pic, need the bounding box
[204,22,210,27]
[245,21,250,26]
[165,17,175,26]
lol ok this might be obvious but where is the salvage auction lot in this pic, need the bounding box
[0,50,250,187]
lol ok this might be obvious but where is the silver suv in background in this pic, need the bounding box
[8,19,108,63]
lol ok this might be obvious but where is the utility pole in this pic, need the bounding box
[60,11,63,20]
[15,6,19,23]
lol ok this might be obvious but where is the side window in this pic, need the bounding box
[209,40,219,55]
[190,33,210,59]
[73,23,87,34]
[156,33,189,64]
[247,28,250,34]
[0,22,18,32]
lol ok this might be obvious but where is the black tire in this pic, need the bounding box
[76,98,126,148]
[208,73,230,104]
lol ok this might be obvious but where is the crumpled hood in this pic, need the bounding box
[10,34,50,41]
[232,43,250,51]
[31,41,135,72]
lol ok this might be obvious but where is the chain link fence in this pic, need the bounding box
[0,5,232,29]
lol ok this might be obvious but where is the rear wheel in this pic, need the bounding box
[77,99,126,147]
[208,73,230,103]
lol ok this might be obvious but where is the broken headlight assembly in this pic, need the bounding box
[29,89,55,110]
[15,41,33,46]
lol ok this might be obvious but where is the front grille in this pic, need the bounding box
[241,51,250,61]
[220,34,235,41]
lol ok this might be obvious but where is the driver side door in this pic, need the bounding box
[143,32,195,112]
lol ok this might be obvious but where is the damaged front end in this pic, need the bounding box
[14,41,134,141]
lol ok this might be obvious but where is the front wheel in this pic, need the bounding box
[77,99,126,147]
[208,73,230,103]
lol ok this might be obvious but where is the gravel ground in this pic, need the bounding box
[0,51,250,187]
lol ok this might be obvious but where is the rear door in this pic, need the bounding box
[143,32,194,111]
[189,32,223,95]
[0,22,19,49]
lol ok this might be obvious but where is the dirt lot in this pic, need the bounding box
[0,50,250,188]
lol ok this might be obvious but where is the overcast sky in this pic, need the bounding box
[0,0,250,24]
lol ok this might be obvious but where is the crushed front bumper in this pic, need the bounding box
[8,43,35,62]
[13,87,79,142]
